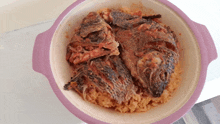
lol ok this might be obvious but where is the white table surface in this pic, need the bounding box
[0,0,220,124]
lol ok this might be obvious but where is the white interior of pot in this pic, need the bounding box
[50,0,201,123]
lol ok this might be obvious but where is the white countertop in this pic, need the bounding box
[0,0,220,124]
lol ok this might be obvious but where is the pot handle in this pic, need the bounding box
[32,30,51,76]
[193,22,218,63]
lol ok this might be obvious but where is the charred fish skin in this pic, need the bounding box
[87,69,109,92]
[110,10,151,29]
[150,80,168,97]
[89,58,136,104]
[65,57,136,104]
[109,56,137,99]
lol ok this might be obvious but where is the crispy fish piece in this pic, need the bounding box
[64,57,137,104]
[66,12,119,65]
[113,11,179,97]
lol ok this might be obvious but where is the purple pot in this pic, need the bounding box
[32,0,217,123]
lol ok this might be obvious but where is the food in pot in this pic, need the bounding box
[64,7,181,113]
